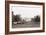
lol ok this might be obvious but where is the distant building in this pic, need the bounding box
[23,18,31,22]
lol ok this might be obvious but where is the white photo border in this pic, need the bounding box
[9,4,43,32]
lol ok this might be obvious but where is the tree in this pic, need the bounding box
[34,16,40,22]
[15,15,21,21]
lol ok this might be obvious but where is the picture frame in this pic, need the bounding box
[5,1,45,34]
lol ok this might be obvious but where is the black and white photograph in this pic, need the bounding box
[9,3,43,31]
[7,2,44,33]
[11,5,40,28]
[5,1,45,34]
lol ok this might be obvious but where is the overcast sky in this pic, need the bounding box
[11,4,41,19]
